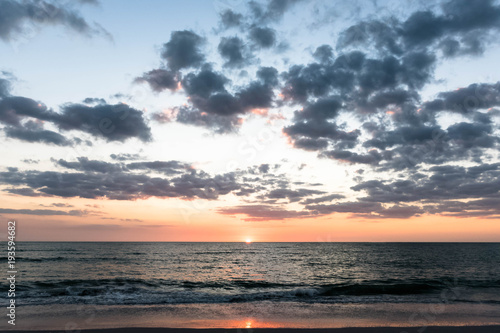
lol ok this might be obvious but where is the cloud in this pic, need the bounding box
[218,36,249,67]
[295,163,499,219]
[0,95,58,126]
[313,45,334,63]
[422,82,500,115]
[0,75,11,97]
[219,9,243,29]
[283,105,360,153]
[0,158,245,200]
[56,103,152,142]
[40,203,74,208]
[83,97,106,105]
[110,153,143,161]
[264,188,325,202]
[182,66,228,98]
[352,164,500,204]
[305,201,425,219]
[300,193,345,205]
[54,157,124,173]
[248,0,303,24]
[0,160,336,221]
[337,0,500,59]
[172,66,277,132]
[217,204,313,221]
[0,78,151,144]
[134,69,179,92]
[293,98,342,122]
[176,106,241,134]
[275,1,500,170]
[256,66,279,86]
[249,26,276,48]
[160,30,205,71]
[125,160,192,175]
[4,124,73,146]
[0,208,89,216]
[22,158,39,164]
[320,149,384,165]
[0,0,110,42]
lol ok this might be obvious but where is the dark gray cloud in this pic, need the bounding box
[354,163,500,204]
[55,103,152,142]
[83,97,106,105]
[125,160,192,175]
[321,150,384,165]
[0,95,58,126]
[176,106,240,134]
[5,124,72,146]
[278,12,500,219]
[446,122,495,148]
[300,193,345,205]
[256,66,279,86]
[0,208,89,216]
[313,45,334,63]
[280,49,431,105]
[22,159,39,164]
[265,188,325,202]
[0,0,110,41]
[0,160,337,221]
[0,76,10,97]
[283,101,360,153]
[54,157,123,173]
[219,9,243,29]
[249,26,276,48]
[337,0,500,58]
[294,98,342,122]
[422,82,500,115]
[305,200,425,219]
[172,66,277,132]
[218,36,248,67]
[40,203,74,208]
[160,30,205,71]
[0,79,151,144]
[277,1,500,171]
[217,204,313,221]
[258,164,270,173]
[217,0,302,32]
[282,55,500,167]
[0,160,288,202]
[134,69,179,92]
[110,153,142,161]
[182,66,228,98]
[248,0,303,24]
[0,167,231,200]
[54,157,191,175]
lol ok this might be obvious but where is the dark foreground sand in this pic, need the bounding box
[8,326,500,333]
[3,303,499,332]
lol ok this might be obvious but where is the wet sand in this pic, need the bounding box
[7,326,500,332]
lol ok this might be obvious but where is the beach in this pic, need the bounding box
[3,302,500,332]
[7,326,500,333]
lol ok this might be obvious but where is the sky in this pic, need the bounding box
[0,0,500,242]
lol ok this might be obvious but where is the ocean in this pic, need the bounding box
[11,242,500,305]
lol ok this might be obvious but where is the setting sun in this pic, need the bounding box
[245,239,252,244]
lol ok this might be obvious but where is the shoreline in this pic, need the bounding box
[3,302,500,332]
[5,326,500,333]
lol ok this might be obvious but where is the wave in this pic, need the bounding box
[6,277,500,306]
[12,256,67,262]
